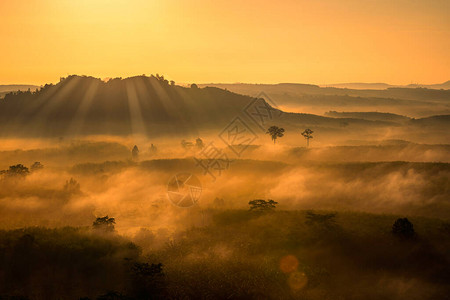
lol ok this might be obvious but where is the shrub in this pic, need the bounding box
[30,161,44,171]
[392,218,415,238]
[2,164,29,178]
[248,199,278,212]
[93,216,116,232]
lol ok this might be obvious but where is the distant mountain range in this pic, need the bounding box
[0,85,40,93]
[320,81,450,90]
[324,111,411,123]
[199,82,450,118]
[198,83,450,101]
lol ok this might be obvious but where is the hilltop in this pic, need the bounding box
[0,75,258,137]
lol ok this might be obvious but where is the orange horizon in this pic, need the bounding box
[2,75,449,88]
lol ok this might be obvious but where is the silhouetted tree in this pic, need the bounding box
[195,138,204,150]
[30,161,44,171]
[266,126,285,144]
[191,83,198,89]
[3,164,29,178]
[301,128,314,147]
[132,145,139,161]
[150,143,157,154]
[181,139,193,150]
[249,199,278,212]
[64,178,81,194]
[93,216,116,232]
[392,218,415,238]
[155,74,169,84]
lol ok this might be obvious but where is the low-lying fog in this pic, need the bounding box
[1,136,448,238]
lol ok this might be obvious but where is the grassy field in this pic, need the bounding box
[0,209,449,299]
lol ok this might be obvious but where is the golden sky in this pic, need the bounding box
[0,0,449,85]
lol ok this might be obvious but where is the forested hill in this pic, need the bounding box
[0,75,265,137]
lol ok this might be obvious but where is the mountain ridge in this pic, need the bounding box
[320,81,450,90]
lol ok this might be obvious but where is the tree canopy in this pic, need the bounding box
[249,199,278,212]
[301,128,314,147]
[93,216,116,232]
[266,126,285,144]
[2,164,29,178]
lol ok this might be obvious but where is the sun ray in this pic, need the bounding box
[28,76,82,136]
[125,79,147,139]
[66,79,100,136]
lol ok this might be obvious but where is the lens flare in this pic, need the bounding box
[279,254,299,274]
[288,271,308,291]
